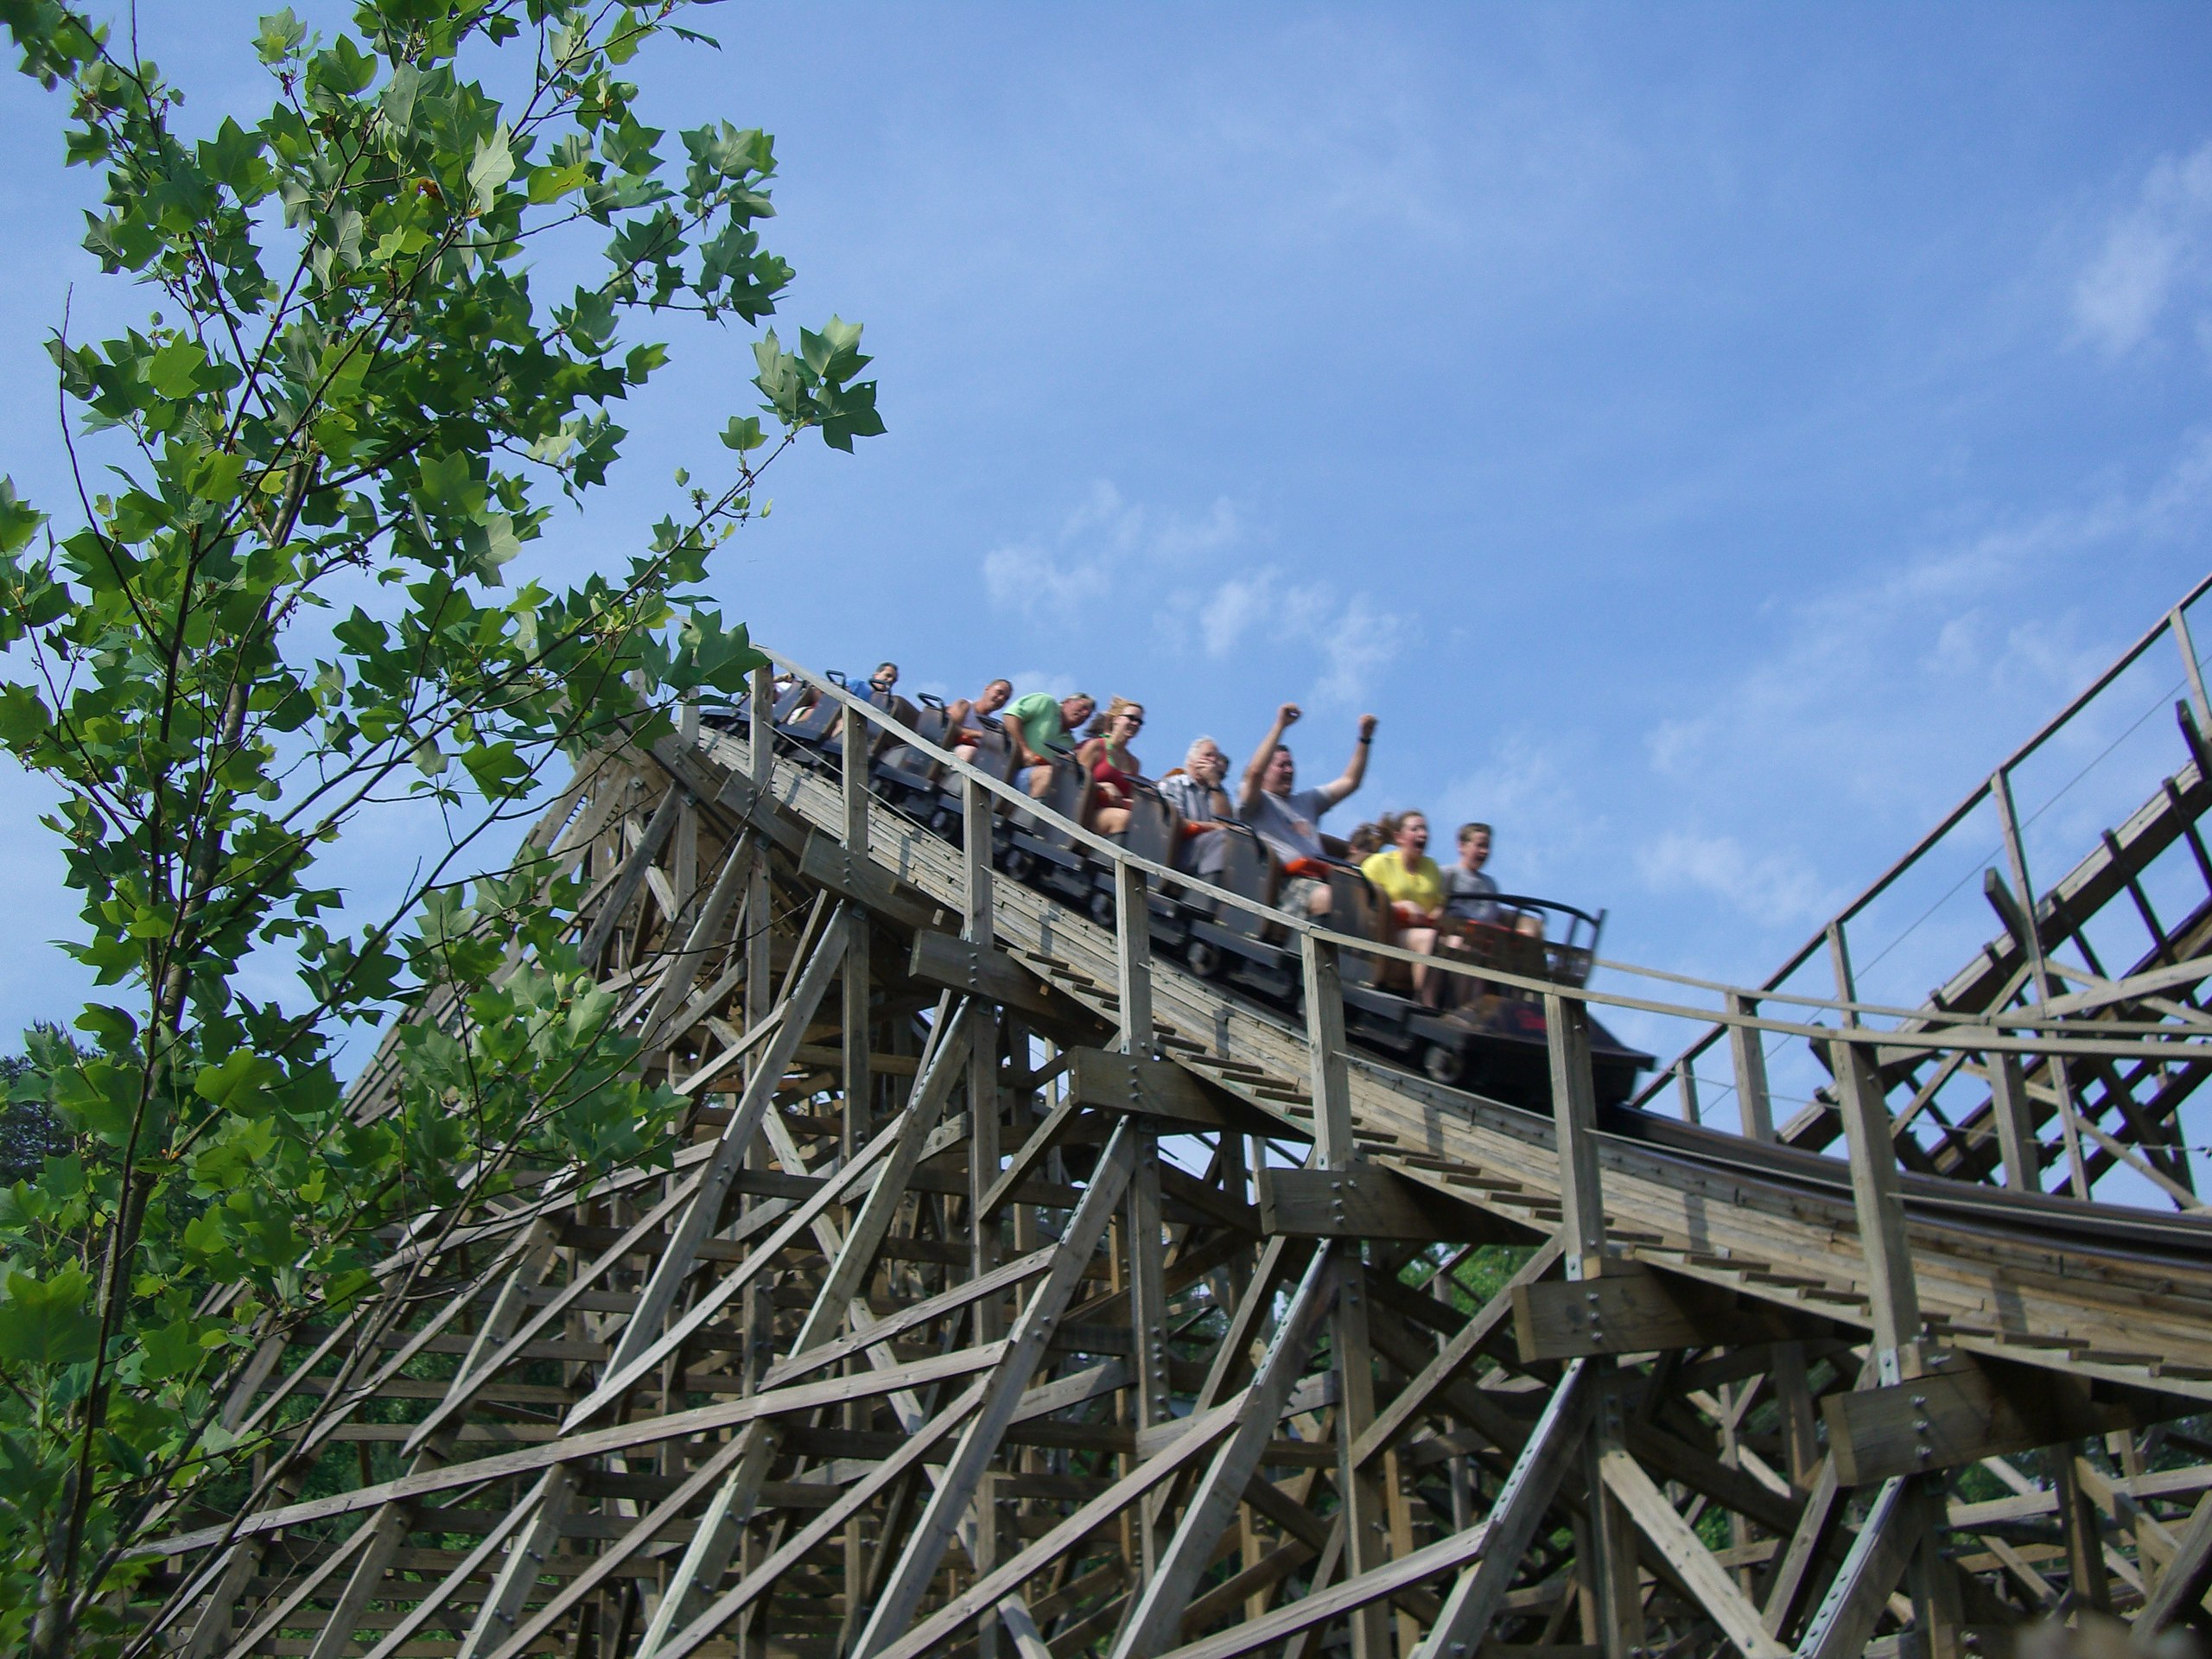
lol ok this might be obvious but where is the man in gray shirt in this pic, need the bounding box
[1236,702,1377,916]
[1159,736,1234,877]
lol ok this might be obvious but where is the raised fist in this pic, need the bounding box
[1357,713,1378,741]
[1277,702,1302,727]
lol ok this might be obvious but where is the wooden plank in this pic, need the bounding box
[1795,1477,1921,1659]
[1596,1445,1789,1658]
[1352,1238,1562,1471]
[1512,1261,1784,1362]
[1547,992,1606,1279]
[1068,1048,1236,1129]
[852,1122,1141,1657]
[1830,1036,1923,1381]
[1408,1359,1593,1659]
[1112,1248,1338,1657]
[864,1395,1251,1659]
[1258,1164,1497,1242]
[802,830,948,931]
[1821,1357,2136,1487]
[909,929,1084,1025]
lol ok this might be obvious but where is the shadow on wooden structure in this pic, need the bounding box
[130,582,2212,1659]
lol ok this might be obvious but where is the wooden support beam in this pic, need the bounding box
[1829,1035,1923,1382]
[910,929,1085,1026]
[1353,1238,1562,1471]
[853,1122,1141,1657]
[801,830,947,931]
[1759,1452,1848,1641]
[1069,1048,1236,1129]
[455,1465,577,1659]
[1333,1253,1391,1659]
[1118,860,1154,1058]
[1128,1129,1173,1578]
[2138,1487,2212,1637]
[1596,1443,1789,1658]
[1795,1477,1921,1659]
[1259,1164,1507,1242]
[1408,1358,1594,1659]
[865,1394,1251,1659]
[1821,1355,2169,1486]
[1547,992,1607,1280]
[1512,1261,1802,1363]
[1302,934,1354,1171]
[576,782,687,967]
[1113,1248,1338,1658]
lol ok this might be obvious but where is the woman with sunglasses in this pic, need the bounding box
[1077,697,1147,836]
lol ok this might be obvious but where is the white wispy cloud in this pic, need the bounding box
[1433,732,1602,891]
[1636,831,1836,928]
[985,482,1416,704]
[2074,141,2212,356]
[982,482,1241,627]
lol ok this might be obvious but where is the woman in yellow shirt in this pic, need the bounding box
[1361,810,1446,1001]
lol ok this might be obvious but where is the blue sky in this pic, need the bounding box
[4,3,2212,1110]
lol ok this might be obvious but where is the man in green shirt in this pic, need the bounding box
[1004,690,1096,797]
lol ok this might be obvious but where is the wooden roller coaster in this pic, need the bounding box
[144,580,2212,1657]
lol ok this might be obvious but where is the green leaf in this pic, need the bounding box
[528,161,589,204]
[0,478,42,553]
[148,338,209,399]
[719,415,764,454]
[417,451,475,512]
[0,1267,100,1367]
[254,9,306,65]
[468,126,516,213]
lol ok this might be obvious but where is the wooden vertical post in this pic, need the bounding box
[963,775,993,947]
[1116,861,1154,1058]
[1301,934,1353,1167]
[842,698,871,852]
[1726,993,1775,1143]
[1832,1036,1924,1382]
[1674,1059,1700,1125]
[2174,603,2212,734]
[1729,991,1816,1484]
[1993,767,2092,1198]
[1299,932,1381,1656]
[1585,1377,1648,1659]
[1546,992,1607,1281]
[843,916,871,1161]
[1986,1049,2039,1193]
[1332,1252,1389,1659]
[1127,1131,1171,1579]
[747,664,772,787]
[1550,990,1638,1656]
[963,770,1002,1335]
[2056,1453,2113,1613]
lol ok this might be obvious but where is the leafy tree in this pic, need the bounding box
[0,1027,78,1184]
[0,3,882,1653]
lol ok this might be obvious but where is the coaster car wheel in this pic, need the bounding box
[1184,937,1224,980]
[1421,1041,1465,1088]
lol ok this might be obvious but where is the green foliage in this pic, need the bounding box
[0,4,881,1652]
